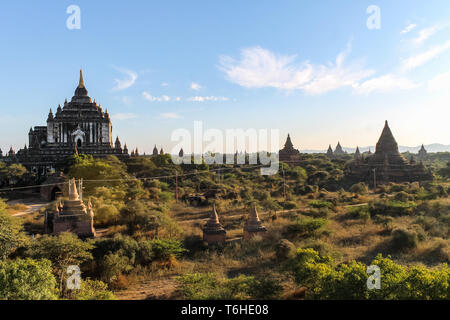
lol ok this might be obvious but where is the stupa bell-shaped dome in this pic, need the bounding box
[74,69,89,97]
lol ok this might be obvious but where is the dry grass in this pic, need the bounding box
[113,190,449,299]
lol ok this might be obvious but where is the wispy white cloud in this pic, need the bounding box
[412,23,449,45]
[161,82,169,87]
[402,40,450,71]
[160,112,180,119]
[187,96,229,102]
[143,92,226,102]
[190,82,202,90]
[219,45,374,95]
[112,67,138,91]
[428,70,450,92]
[401,23,417,34]
[142,91,171,102]
[111,113,138,120]
[353,74,419,95]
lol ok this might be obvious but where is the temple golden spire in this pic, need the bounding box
[74,69,89,97]
[78,69,85,88]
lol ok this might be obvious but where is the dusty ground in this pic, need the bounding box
[114,277,178,300]
[7,198,49,216]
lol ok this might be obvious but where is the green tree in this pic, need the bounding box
[71,279,116,300]
[285,249,450,299]
[6,164,27,181]
[27,232,93,294]
[0,258,58,300]
[0,203,28,260]
[438,162,450,179]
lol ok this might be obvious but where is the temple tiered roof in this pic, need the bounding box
[279,134,301,163]
[345,121,432,184]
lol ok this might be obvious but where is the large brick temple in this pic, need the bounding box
[2,70,128,177]
[345,121,432,184]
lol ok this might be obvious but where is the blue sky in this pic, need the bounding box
[0,0,450,153]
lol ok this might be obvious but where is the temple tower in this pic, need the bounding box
[345,121,432,184]
[326,145,333,158]
[279,134,301,163]
[354,146,361,161]
[334,142,346,155]
[15,70,127,178]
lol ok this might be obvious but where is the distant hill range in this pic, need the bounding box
[300,144,450,154]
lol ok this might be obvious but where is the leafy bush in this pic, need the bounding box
[343,205,370,222]
[350,182,369,195]
[308,200,334,210]
[175,273,282,300]
[373,215,394,230]
[71,279,116,300]
[285,248,450,299]
[149,239,187,261]
[275,239,296,261]
[369,200,417,217]
[391,228,419,251]
[99,252,133,284]
[285,218,328,238]
[281,201,298,210]
[0,208,28,260]
[0,258,58,300]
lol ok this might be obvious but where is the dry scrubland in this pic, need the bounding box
[114,190,450,299]
[1,153,449,299]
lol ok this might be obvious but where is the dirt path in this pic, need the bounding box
[114,277,178,300]
[7,198,49,217]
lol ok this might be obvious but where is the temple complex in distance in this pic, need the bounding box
[279,134,301,163]
[2,70,128,177]
[326,142,348,158]
[345,121,432,184]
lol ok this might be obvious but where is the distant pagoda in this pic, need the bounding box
[326,145,334,158]
[279,134,301,164]
[334,142,346,155]
[418,144,427,160]
[354,146,361,160]
[345,121,432,184]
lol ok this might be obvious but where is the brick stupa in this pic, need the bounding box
[202,204,226,245]
[49,178,96,238]
[243,205,267,240]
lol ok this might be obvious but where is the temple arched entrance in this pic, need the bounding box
[50,186,62,201]
[40,173,66,201]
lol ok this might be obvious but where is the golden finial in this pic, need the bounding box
[78,69,85,88]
